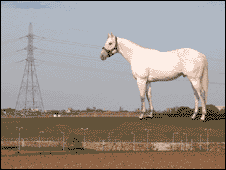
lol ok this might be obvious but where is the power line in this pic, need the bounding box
[176,79,225,85]
[35,48,127,65]
[1,38,21,45]
[207,58,225,62]
[208,82,225,85]
[41,37,102,49]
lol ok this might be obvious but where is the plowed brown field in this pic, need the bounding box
[1,151,225,169]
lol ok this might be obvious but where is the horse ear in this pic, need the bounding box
[111,32,114,37]
[108,33,111,38]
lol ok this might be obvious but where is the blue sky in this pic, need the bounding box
[1,1,225,111]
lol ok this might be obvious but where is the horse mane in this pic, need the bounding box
[121,38,148,49]
[121,38,160,52]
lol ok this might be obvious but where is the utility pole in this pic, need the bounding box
[61,132,65,151]
[81,128,88,149]
[145,129,152,150]
[183,133,187,151]
[39,131,44,148]
[108,132,114,143]
[102,140,105,151]
[16,127,23,151]
[108,132,114,151]
[200,134,202,150]
[205,128,212,151]
[15,22,44,115]
[131,132,135,151]
[173,132,178,151]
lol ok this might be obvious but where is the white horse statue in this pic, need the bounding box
[100,33,208,120]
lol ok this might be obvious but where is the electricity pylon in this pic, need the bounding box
[15,22,44,115]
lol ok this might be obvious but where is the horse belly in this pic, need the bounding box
[146,55,182,81]
[147,70,182,81]
[131,50,182,80]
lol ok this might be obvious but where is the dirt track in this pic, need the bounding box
[1,151,225,169]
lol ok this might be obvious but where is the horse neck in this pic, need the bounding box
[117,37,138,65]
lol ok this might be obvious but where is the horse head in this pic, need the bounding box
[100,32,118,60]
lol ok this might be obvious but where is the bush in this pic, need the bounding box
[1,109,7,116]
[96,109,103,113]
[176,106,193,117]
[219,108,225,114]
[206,104,219,115]
[217,108,225,120]
[71,110,80,115]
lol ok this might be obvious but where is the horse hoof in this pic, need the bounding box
[191,115,196,119]
[139,113,144,119]
[200,115,205,120]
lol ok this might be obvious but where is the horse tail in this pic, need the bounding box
[202,57,208,104]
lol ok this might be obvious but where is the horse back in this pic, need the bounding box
[131,47,206,80]
[174,48,207,75]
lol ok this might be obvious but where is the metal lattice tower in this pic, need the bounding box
[15,23,44,114]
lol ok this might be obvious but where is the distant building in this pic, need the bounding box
[166,108,172,113]
[66,108,71,113]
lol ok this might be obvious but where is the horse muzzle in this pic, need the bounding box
[100,55,106,60]
[100,50,108,60]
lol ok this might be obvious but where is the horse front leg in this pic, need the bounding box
[137,78,147,119]
[146,82,154,117]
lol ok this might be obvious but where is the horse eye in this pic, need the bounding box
[109,43,112,45]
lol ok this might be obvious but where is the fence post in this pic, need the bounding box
[102,140,105,151]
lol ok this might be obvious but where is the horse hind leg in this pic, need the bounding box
[191,83,199,119]
[199,88,206,120]
[190,78,206,120]
[146,82,154,117]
